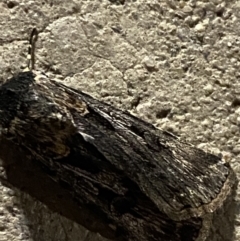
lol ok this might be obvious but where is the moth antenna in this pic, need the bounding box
[27,28,38,71]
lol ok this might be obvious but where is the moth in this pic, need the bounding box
[0,29,236,241]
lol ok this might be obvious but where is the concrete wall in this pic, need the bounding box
[0,0,239,240]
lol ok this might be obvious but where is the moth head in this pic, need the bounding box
[0,71,35,128]
[0,28,38,128]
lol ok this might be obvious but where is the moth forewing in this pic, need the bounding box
[0,28,236,241]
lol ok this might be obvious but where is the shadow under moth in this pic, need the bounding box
[0,29,236,241]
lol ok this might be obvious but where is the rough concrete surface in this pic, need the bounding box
[0,0,239,240]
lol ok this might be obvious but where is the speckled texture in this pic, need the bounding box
[0,0,239,240]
